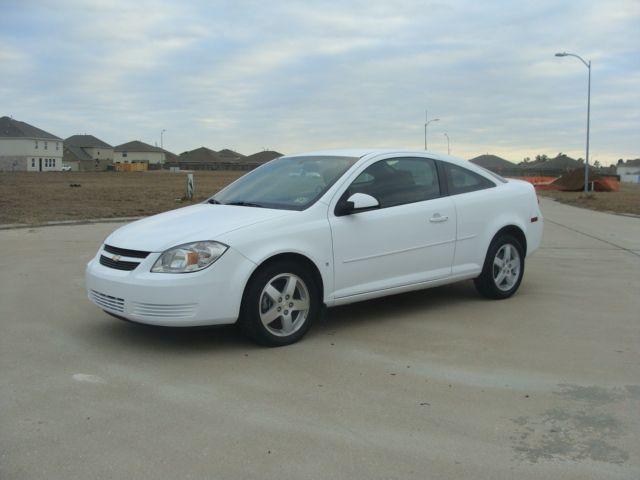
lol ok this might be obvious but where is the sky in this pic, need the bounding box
[1,0,638,165]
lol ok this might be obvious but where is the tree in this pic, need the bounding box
[523,157,530,164]
[593,160,601,168]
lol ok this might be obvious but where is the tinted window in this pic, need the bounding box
[213,156,358,210]
[444,163,495,195]
[346,157,440,208]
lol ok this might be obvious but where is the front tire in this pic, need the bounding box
[474,234,525,299]
[238,261,320,346]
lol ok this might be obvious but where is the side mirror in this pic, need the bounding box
[336,192,379,216]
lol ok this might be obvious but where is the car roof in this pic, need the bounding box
[285,148,498,180]
[287,148,469,166]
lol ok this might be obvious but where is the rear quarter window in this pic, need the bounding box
[444,163,496,195]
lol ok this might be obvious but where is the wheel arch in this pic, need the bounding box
[493,224,527,256]
[242,252,325,304]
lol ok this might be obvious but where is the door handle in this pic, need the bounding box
[429,213,449,223]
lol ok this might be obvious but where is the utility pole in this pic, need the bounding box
[443,132,450,155]
[424,110,440,150]
[555,52,591,193]
[161,129,167,150]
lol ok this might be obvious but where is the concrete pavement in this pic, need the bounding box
[1,198,639,479]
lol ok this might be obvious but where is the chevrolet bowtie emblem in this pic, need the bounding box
[112,255,121,262]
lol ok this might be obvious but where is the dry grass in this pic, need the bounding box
[0,171,244,225]
[538,183,640,216]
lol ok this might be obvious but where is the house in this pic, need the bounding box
[113,140,166,168]
[63,134,114,171]
[469,154,518,174]
[616,159,640,183]
[522,153,581,175]
[0,116,63,171]
[166,147,283,171]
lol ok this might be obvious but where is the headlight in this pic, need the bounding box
[151,241,228,273]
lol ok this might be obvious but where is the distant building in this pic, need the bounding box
[469,154,517,174]
[63,134,114,171]
[166,147,282,171]
[616,159,640,183]
[0,116,63,171]
[113,140,166,168]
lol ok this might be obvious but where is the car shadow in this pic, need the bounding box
[316,280,479,334]
[81,280,480,352]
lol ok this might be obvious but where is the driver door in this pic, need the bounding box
[329,157,456,300]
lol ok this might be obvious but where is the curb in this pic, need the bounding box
[0,216,145,231]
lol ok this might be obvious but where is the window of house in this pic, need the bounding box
[52,159,56,167]
[32,158,35,167]
[44,141,48,150]
[35,140,38,149]
[345,157,441,209]
[122,152,128,157]
[56,142,59,150]
[443,163,495,195]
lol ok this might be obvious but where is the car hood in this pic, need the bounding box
[104,204,292,252]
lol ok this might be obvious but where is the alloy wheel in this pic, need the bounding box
[493,243,521,292]
[259,273,310,337]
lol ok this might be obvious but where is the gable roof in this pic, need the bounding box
[0,116,61,140]
[63,145,93,161]
[114,140,164,153]
[244,150,283,163]
[524,154,581,171]
[65,134,112,149]
[178,147,223,163]
[217,148,245,160]
[469,154,515,170]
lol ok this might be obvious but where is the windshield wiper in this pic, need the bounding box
[224,201,265,208]
[207,198,222,204]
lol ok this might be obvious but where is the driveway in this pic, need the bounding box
[1,198,639,479]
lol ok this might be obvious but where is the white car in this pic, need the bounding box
[86,149,543,346]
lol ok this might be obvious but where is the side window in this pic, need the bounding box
[347,157,440,208]
[444,163,495,195]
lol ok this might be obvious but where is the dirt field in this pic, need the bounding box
[538,182,640,216]
[0,171,244,225]
[2,171,639,225]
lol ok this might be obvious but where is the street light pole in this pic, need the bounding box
[555,52,591,193]
[161,129,167,150]
[443,132,450,155]
[424,109,440,151]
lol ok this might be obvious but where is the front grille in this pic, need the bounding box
[104,244,150,259]
[131,302,197,318]
[89,290,125,313]
[99,255,140,271]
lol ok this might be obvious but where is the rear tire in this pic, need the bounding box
[474,234,525,299]
[238,261,320,346]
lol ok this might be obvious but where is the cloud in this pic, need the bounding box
[0,0,638,164]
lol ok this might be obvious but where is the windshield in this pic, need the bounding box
[211,156,358,210]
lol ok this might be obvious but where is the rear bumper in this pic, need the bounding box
[85,247,256,326]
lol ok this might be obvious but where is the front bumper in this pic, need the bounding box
[85,246,256,327]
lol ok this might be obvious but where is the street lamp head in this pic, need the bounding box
[433,118,440,122]
[555,52,568,57]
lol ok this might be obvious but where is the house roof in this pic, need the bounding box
[244,150,283,163]
[620,159,640,167]
[469,154,515,170]
[161,149,179,162]
[178,147,223,163]
[63,145,93,162]
[114,140,164,153]
[0,116,61,140]
[65,134,112,149]
[523,154,581,171]
[217,148,245,159]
